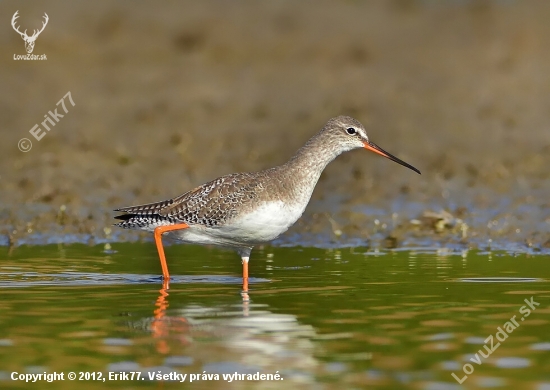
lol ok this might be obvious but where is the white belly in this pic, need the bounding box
[171,200,304,247]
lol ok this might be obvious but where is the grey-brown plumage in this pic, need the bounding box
[114,172,273,229]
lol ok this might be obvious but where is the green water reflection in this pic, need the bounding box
[0,244,549,389]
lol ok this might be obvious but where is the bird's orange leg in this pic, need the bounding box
[153,223,190,280]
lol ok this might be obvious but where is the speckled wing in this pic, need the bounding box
[114,172,265,228]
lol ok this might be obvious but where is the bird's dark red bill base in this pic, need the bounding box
[363,141,421,174]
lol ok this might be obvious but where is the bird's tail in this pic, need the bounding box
[113,213,171,230]
[113,198,177,229]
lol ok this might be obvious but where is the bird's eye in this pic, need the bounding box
[346,127,356,135]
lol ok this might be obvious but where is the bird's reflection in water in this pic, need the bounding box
[142,281,319,377]
[150,281,190,354]
[149,281,250,354]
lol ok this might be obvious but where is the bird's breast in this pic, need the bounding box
[220,200,305,243]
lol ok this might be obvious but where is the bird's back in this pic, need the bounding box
[114,171,273,230]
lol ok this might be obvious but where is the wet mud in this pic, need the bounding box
[1,0,549,253]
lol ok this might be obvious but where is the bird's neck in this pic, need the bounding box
[276,132,342,201]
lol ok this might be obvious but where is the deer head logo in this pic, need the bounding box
[11,11,49,54]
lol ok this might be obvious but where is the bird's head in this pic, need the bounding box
[323,115,420,174]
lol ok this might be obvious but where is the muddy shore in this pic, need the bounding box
[1,1,549,253]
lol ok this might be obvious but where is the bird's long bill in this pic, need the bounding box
[363,141,421,174]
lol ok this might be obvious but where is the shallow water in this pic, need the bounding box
[1,244,550,389]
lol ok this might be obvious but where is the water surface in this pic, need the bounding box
[1,244,549,389]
